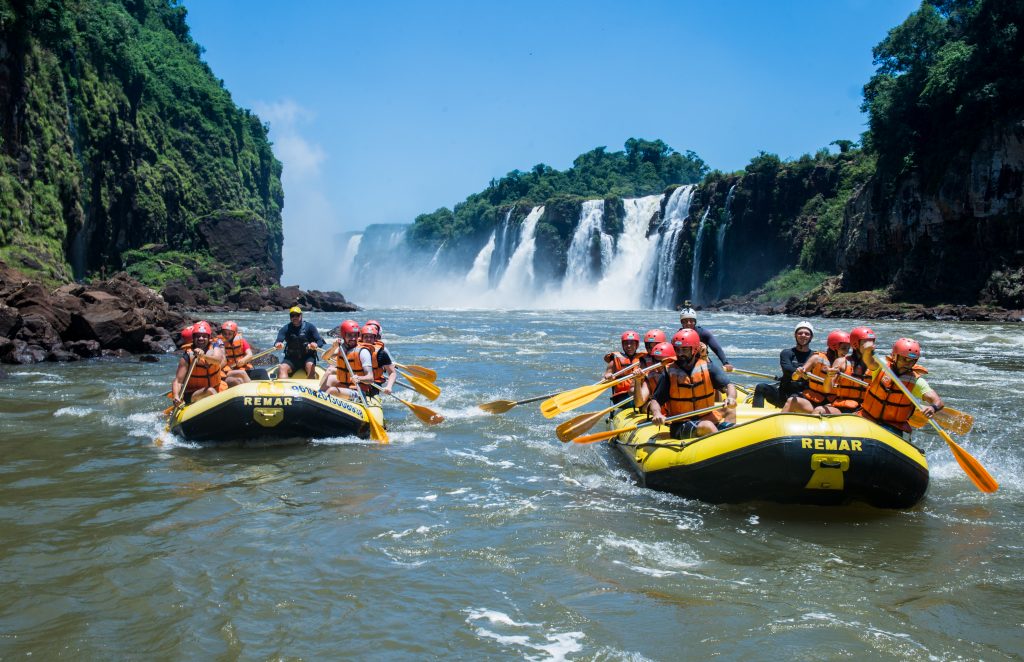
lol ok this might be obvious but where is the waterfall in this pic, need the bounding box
[465,231,496,288]
[488,209,516,286]
[650,185,695,308]
[335,232,363,289]
[495,206,545,297]
[563,200,609,288]
[715,184,737,300]
[690,206,710,306]
[591,194,663,308]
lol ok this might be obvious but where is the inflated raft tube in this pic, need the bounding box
[605,405,928,508]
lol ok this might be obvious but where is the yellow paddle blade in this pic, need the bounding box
[931,420,997,492]
[540,381,610,419]
[556,397,634,442]
[366,408,389,444]
[399,371,441,401]
[478,400,517,414]
[399,397,444,425]
[396,363,437,381]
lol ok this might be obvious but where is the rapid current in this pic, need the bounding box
[1,309,1021,659]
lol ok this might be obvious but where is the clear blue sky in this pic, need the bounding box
[183,0,920,286]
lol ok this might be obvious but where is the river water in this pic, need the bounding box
[1,310,1021,660]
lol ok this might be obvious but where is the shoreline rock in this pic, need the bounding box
[0,262,359,364]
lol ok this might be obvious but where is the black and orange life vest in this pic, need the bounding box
[830,355,868,410]
[360,341,388,384]
[861,359,928,426]
[336,344,372,393]
[184,352,222,394]
[664,358,716,416]
[801,352,832,405]
[604,351,641,397]
[222,335,251,372]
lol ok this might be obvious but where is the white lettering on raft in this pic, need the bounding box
[243,397,293,406]
[801,438,864,452]
[287,384,363,415]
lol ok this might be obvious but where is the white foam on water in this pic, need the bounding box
[446,487,470,495]
[417,493,438,502]
[447,449,517,469]
[597,535,700,573]
[464,609,585,662]
[55,406,93,417]
[11,371,60,378]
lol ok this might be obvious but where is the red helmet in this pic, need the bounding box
[181,326,194,342]
[340,320,361,336]
[360,324,379,338]
[826,330,851,352]
[649,341,676,360]
[192,321,212,336]
[621,330,640,343]
[672,329,700,352]
[222,321,238,333]
[643,329,666,345]
[849,326,876,350]
[892,338,921,360]
[366,319,382,333]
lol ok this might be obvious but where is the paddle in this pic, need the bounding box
[540,358,673,419]
[556,396,634,442]
[165,354,199,417]
[875,357,996,493]
[396,369,440,400]
[479,392,560,414]
[395,363,437,381]
[731,368,781,381]
[338,347,389,444]
[369,383,444,425]
[571,403,727,444]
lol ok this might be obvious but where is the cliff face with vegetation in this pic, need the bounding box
[0,0,283,289]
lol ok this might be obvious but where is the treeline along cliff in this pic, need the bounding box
[381,0,1023,314]
[0,0,283,302]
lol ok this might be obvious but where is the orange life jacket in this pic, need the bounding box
[801,352,832,405]
[336,345,372,393]
[185,353,222,394]
[638,354,662,395]
[664,358,716,416]
[604,351,641,397]
[861,359,929,426]
[221,335,251,372]
[830,355,867,410]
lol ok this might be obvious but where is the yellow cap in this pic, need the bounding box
[289,306,302,315]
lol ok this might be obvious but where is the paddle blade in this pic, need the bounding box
[367,411,389,444]
[400,371,441,401]
[937,425,997,493]
[539,382,609,419]
[936,407,974,434]
[397,363,437,381]
[405,400,445,425]
[478,399,517,414]
[556,410,606,443]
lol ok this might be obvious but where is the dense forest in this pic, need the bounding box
[0,0,282,299]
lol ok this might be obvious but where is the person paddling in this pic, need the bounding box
[321,320,375,400]
[170,321,226,406]
[604,330,643,405]
[752,321,814,408]
[826,326,876,413]
[360,322,397,395]
[648,329,737,438]
[676,305,733,372]
[782,330,851,414]
[859,337,945,436]
[220,320,253,388]
[633,329,668,411]
[274,306,324,379]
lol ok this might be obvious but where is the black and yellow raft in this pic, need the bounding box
[167,371,384,443]
[604,405,928,508]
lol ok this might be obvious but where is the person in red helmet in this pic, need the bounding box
[827,326,876,413]
[649,329,737,438]
[321,319,375,400]
[274,306,325,379]
[782,329,851,414]
[170,320,226,405]
[219,321,254,387]
[634,341,675,412]
[604,330,644,404]
[859,337,944,435]
[360,323,396,394]
[634,330,668,409]
[178,325,194,351]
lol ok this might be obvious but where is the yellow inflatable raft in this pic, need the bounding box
[168,369,384,442]
[604,405,928,508]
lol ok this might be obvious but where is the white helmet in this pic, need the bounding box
[794,321,815,336]
[679,307,697,322]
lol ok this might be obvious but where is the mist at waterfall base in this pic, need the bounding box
[332,187,715,309]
